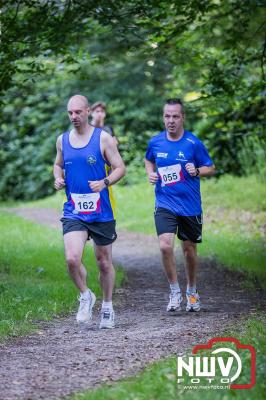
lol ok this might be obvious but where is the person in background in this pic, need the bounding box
[90,101,118,145]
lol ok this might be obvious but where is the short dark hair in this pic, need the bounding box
[91,101,106,112]
[165,98,184,113]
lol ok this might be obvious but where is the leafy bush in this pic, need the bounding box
[238,136,266,182]
[1,1,265,200]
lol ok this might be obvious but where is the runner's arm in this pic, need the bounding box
[104,134,126,185]
[89,133,126,192]
[197,165,215,177]
[186,140,215,177]
[53,135,65,190]
[144,158,158,184]
[185,163,215,177]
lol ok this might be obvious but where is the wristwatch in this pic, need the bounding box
[104,178,110,186]
[195,168,200,177]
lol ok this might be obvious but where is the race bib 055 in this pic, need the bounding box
[158,164,183,186]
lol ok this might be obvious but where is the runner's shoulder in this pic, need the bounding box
[56,131,69,150]
[148,130,165,146]
[184,130,202,146]
[56,134,63,150]
[100,128,113,142]
[100,129,115,152]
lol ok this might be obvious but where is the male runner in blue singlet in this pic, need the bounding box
[145,98,215,313]
[53,95,125,329]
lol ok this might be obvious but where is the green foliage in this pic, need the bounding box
[0,52,169,200]
[0,73,65,200]
[200,231,266,287]
[161,1,266,175]
[1,1,265,199]
[193,83,266,176]
[0,212,124,339]
[237,136,266,181]
[201,174,266,212]
[1,1,113,93]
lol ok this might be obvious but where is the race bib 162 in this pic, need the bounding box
[70,193,101,214]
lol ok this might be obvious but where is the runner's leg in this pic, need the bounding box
[63,230,88,293]
[80,263,87,287]
[159,232,183,311]
[181,240,201,311]
[181,240,198,289]
[93,243,114,301]
[158,232,178,283]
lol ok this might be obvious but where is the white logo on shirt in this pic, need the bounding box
[175,150,188,162]
[157,152,168,158]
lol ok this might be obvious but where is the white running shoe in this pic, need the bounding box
[76,290,96,323]
[167,291,183,312]
[99,308,115,329]
[186,291,201,312]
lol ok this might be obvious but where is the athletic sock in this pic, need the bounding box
[102,301,113,311]
[187,285,197,295]
[170,282,181,293]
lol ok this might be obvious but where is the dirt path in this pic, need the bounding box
[0,207,264,400]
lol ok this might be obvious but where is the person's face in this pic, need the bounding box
[67,99,89,128]
[163,104,184,134]
[91,107,106,126]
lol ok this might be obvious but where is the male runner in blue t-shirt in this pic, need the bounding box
[145,98,215,312]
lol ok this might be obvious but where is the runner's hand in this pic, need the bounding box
[149,172,158,185]
[185,163,197,176]
[88,180,106,192]
[54,177,65,190]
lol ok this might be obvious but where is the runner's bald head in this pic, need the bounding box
[67,95,90,110]
[67,95,90,127]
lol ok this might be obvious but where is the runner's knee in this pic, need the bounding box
[182,241,196,258]
[66,254,81,270]
[96,254,112,273]
[159,240,173,255]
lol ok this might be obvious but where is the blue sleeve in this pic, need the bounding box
[145,139,155,163]
[194,140,213,167]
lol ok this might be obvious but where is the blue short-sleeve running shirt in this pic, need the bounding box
[145,130,213,216]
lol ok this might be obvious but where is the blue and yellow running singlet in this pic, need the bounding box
[62,128,115,222]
